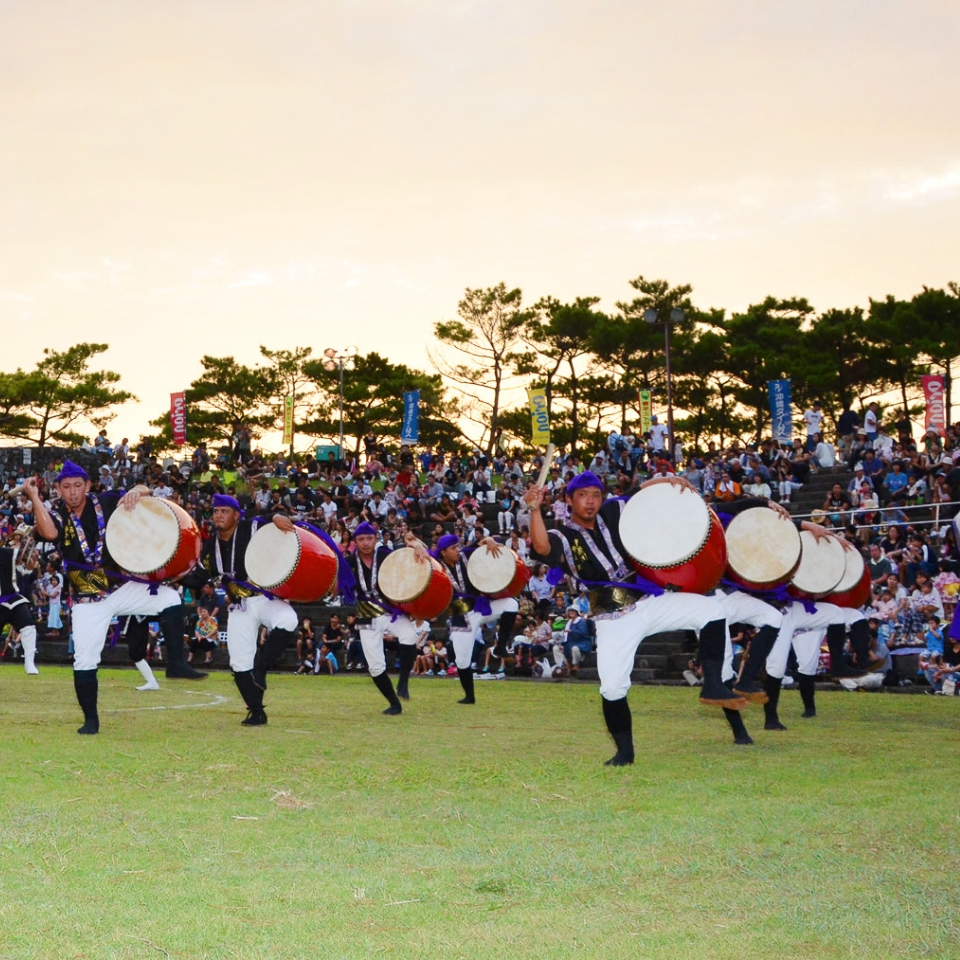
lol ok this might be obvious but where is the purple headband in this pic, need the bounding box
[212,494,242,512]
[56,460,89,482]
[437,534,460,552]
[565,471,604,494]
[354,522,377,537]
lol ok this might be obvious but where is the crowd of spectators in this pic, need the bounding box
[3,406,960,692]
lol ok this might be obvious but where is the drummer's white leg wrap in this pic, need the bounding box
[226,605,261,673]
[767,602,844,680]
[359,615,389,677]
[449,627,475,670]
[20,624,38,674]
[718,592,783,682]
[596,594,724,701]
[792,629,825,677]
[135,659,160,690]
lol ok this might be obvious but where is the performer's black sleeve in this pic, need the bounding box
[529,530,573,574]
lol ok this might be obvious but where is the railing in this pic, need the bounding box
[791,498,960,534]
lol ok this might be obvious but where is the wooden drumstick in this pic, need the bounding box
[536,443,556,488]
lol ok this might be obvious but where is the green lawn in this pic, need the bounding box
[1,668,957,959]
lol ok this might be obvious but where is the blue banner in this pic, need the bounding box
[768,379,793,443]
[401,390,420,444]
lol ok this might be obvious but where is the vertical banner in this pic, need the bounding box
[527,387,550,445]
[283,396,294,447]
[767,379,793,443]
[170,392,187,446]
[638,389,652,434]
[922,375,947,437]
[401,390,420,444]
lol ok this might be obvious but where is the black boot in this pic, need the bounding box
[825,623,862,679]
[161,605,207,680]
[372,671,402,715]
[734,625,776,703]
[698,619,746,709]
[601,696,635,766]
[457,666,476,704]
[492,612,517,660]
[253,627,295,691]
[233,670,267,725]
[396,645,416,700]
[849,619,885,673]
[797,673,817,718]
[763,675,787,730]
[723,707,754,745]
[74,668,100,735]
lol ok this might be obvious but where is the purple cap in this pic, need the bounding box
[354,521,377,537]
[56,460,89,482]
[437,534,460,552]
[564,471,604,494]
[212,494,242,512]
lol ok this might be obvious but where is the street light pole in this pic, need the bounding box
[323,346,358,461]
[643,307,685,462]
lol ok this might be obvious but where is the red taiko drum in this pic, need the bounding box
[619,482,726,594]
[823,544,871,609]
[105,496,202,582]
[378,549,453,620]
[724,507,802,591]
[244,524,338,603]
[467,545,531,599]
[787,531,847,601]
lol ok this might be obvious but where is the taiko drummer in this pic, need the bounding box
[525,470,748,767]
[25,462,205,736]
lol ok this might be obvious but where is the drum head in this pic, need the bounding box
[378,549,431,603]
[790,531,846,596]
[725,509,802,587]
[620,483,711,567]
[245,525,301,589]
[832,543,867,594]
[106,497,181,575]
[467,546,518,594]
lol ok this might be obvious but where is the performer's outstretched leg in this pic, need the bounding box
[797,673,817,718]
[74,669,100,735]
[601,696,634,766]
[161,605,207,680]
[723,706,753,745]
[763,675,787,730]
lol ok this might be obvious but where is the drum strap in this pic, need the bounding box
[214,532,238,579]
[68,495,106,566]
[561,513,630,582]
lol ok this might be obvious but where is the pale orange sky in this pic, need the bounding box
[2,0,958,447]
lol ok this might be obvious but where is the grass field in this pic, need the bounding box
[1,666,958,960]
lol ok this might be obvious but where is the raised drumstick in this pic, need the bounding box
[535,443,556,488]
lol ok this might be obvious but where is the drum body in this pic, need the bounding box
[824,547,872,609]
[787,531,847,600]
[724,508,802,591]
[105,496,201,582]
[245,524,338,603]
[466,545,531,599]
[378,550,454,620]
[619,483,726,594]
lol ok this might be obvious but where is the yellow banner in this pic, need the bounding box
[283,396,294,446]
[527,387,551,445]
[639,390,652,434]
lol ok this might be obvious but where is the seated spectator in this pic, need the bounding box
[714,468,742,503]
[811,432,836,470]
[527,563,555,613]
[742,472,771,499]
[343,615,366,671]
[882,461,909,503]
[560,605,596,675]
[188,607,219,665]
[296,617,316,666]
[315,643,339,675]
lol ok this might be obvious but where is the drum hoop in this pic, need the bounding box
[382,550,433,604]
[256,527,303,590]
[636,508,713,570]
[110,498,181,577]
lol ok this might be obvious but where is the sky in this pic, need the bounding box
[1,0,958,447]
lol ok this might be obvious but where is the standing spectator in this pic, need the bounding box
[863,402,880,442]
[802,401,824,449]
[45,562,63,637]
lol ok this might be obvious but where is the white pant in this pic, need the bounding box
[717,590,783,682]
[226,594,298,673]
[359,613,417,677]
[790,629,826,676]
[71,581,181,672]
[449,597,519,669]
[596,593,725,700]
[767,601,850,679]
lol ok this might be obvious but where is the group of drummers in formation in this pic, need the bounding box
[8,455,893,764]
